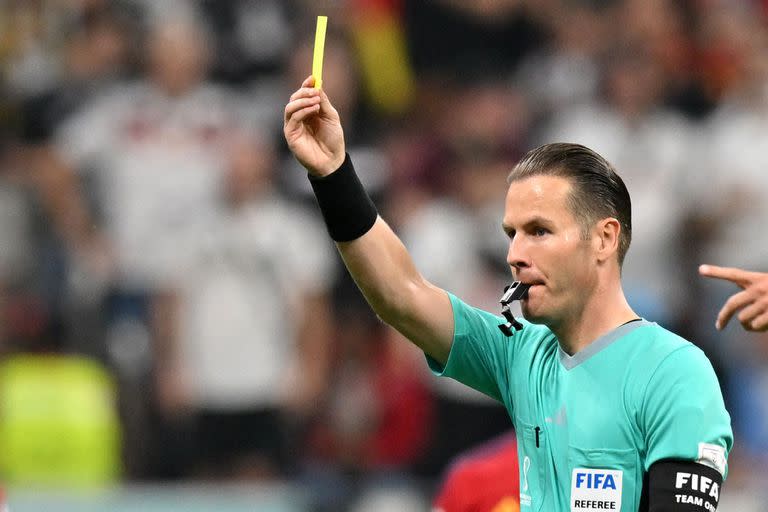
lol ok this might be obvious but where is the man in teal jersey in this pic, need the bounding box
[284,76,732,511]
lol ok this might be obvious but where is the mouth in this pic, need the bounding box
[519,282,543,299]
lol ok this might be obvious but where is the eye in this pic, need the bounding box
[533,227,549,237]
[506,229,516,240]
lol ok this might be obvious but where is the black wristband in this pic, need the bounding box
[308,153,378,242]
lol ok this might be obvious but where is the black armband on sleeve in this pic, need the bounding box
[646,459,722,511]
[308,153,379,242]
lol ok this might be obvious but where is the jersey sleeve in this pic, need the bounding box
[641,345,733,477]
[425,293,525,406]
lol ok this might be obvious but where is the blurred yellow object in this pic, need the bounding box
[352,10,415,115]
[490,497,520,512]
[0,354,121,488]
[313,16,328,89]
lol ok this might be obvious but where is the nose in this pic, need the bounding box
[506,235,530,274]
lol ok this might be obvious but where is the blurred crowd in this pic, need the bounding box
[0,0,767,509]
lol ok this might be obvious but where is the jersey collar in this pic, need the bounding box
[558,319,653,370]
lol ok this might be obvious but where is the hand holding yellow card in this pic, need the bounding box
[312,16,328,89]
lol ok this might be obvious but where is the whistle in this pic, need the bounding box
[498,282,530,336]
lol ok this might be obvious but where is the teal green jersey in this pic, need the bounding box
[427,293,733,512]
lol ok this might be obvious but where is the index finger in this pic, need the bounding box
[699,264,755,287]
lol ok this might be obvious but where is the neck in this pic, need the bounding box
[551,282,638,356]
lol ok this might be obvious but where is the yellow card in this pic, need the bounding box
[312,16,328,89]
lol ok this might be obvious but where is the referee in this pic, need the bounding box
[284,76,732,511]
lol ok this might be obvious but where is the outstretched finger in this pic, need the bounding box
[699,264,755,288]
[716,290,753,330]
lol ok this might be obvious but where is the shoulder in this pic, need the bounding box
[448,294,558,385]
[449,294,553,345]
[62,82,142,124]
[629,325,723,412]
[617,324,720,404]
[641,324,712,374]
[622,323,702,371]
[632,328,732,474]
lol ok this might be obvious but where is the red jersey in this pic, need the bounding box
[433,433,520,512]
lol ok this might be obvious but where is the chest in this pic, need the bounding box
[512,357,644,511]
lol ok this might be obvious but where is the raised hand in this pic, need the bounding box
[284,75,346,177]
[699,264,768,331]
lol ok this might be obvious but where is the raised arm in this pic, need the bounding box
[284,76,454,364]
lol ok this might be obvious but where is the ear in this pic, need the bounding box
[594,217,621,264]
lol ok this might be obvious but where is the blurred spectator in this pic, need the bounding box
[541,42,694,327]
[20,3,134,146]
[619,0,713,119]
[395,80,526,476]
[13,4,136,358]
[686,5,768,361]
[198,0,294,134]
[151,136,335,480]
[309,322,432,470]
[199,0,292,84]
[693,18,768,276]
[686,11,768,479]
[0,142,39,296]
[37,10,257,477]
[1,3,138,314]
[46,12,249,324]
[517,2,608,116]
[693,3,761,109]
[302,307,433,511]
[0,0,69,98]
[403,0,546,80]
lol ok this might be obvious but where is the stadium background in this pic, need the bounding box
[0,0,766,510]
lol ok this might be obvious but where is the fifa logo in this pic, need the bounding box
[574,471,618,490]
